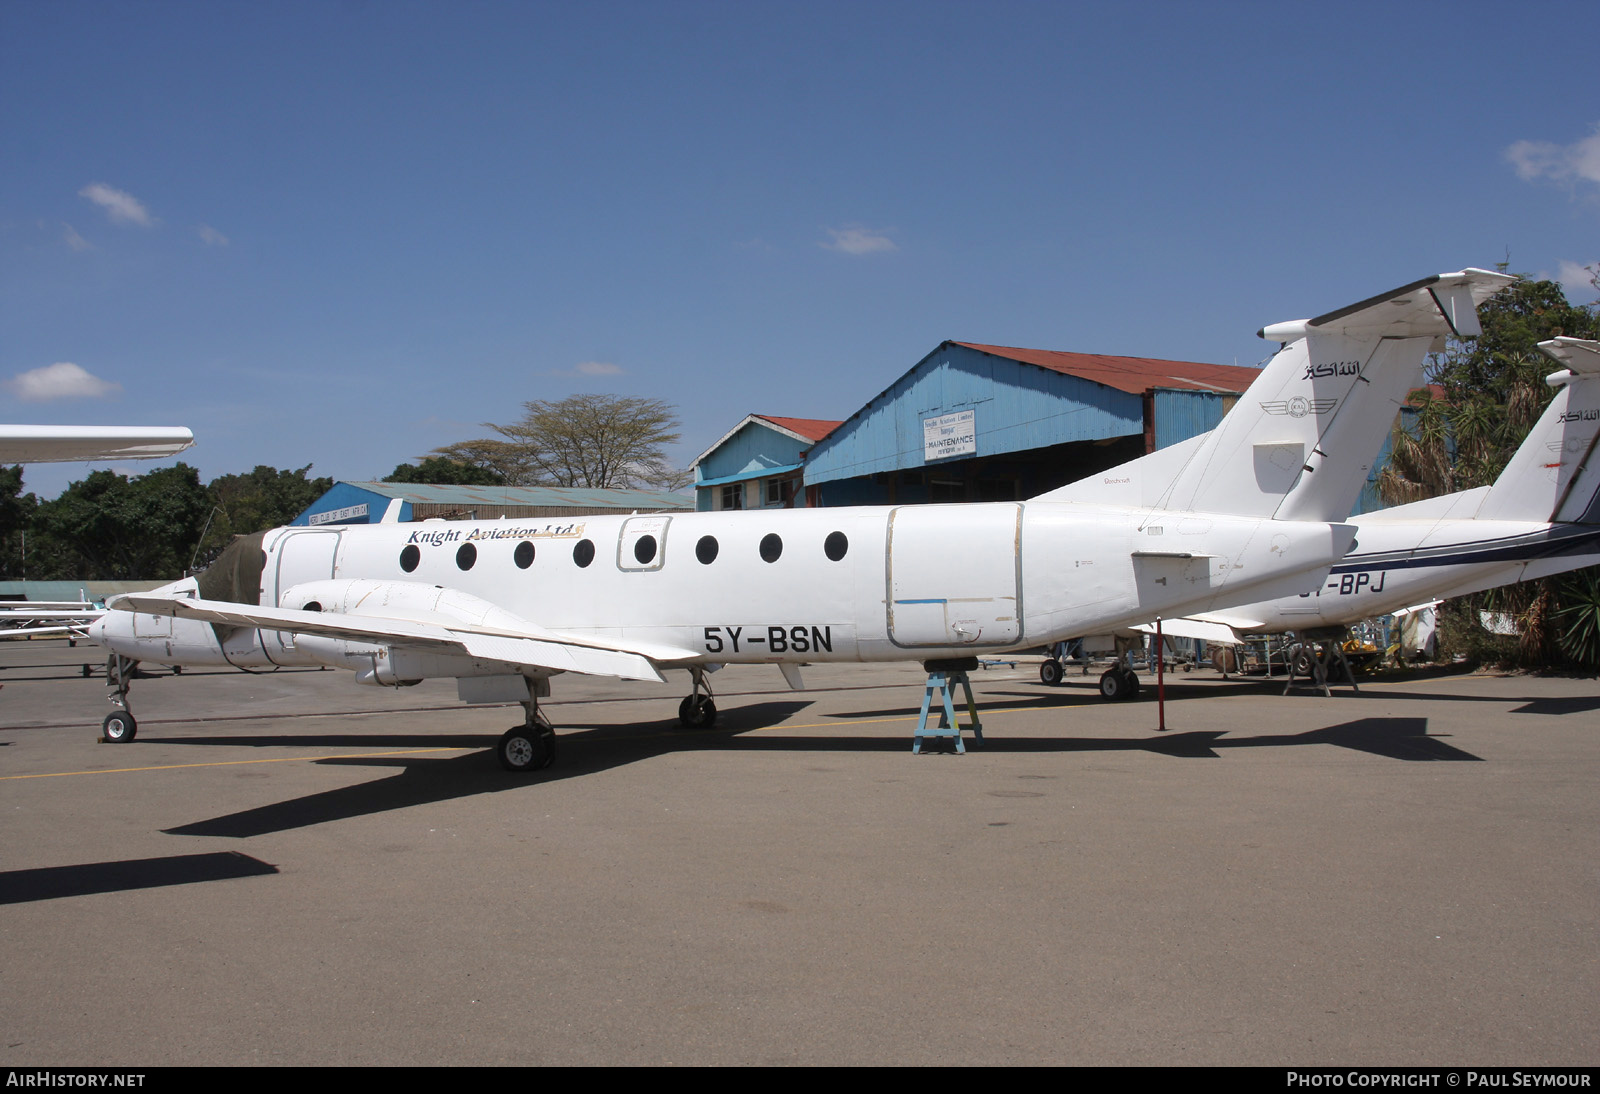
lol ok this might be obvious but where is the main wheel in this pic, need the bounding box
[1039,659,1064,686]
[1098,668,1126,701]
[102,711,137,743]
[498,725,555,773]
[678,695,718,728]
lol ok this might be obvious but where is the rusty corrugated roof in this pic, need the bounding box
[953,342,1259,395]
[752,415,844,442]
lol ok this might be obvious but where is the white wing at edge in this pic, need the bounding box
[112,594,697,684]
[0,425,195,463]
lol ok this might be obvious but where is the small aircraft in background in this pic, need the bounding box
[1125,338,1600,689]
[88,269,1512,770]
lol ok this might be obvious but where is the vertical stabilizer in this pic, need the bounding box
[1477,338,1600,524]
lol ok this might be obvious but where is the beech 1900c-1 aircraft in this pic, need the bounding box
[1141,337,1600,674]
[88,269,1513,771]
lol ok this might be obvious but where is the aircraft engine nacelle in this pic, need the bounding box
[278,578,536,633]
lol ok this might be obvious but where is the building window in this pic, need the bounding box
[762,477,795,508]
[721,483,744,510]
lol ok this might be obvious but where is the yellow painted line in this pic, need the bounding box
[0,746,472,780]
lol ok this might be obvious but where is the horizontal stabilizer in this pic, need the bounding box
[1258,269,1515,343]
[1131,618,1244,645]
[1538,337,1600,376]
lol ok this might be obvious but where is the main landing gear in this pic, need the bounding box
[100,654,140,742]
[678,667,717,729]
[498,700,556,773]
[1098,665,1140,701]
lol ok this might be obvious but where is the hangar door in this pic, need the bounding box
[887,503,1022,648]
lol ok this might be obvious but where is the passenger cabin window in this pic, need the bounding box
[400,545,420,572]
[824,531,848,561]
[456,543,476,570]
[514,541,535,569]
[696,535,719,564]
[573,539,596,567]
[759,533,782,563]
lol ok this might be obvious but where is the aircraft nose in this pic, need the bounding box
[86,614,108,646]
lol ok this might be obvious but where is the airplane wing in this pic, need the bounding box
[0,425,195,463]
[1258,269,1516,343]
[112,594,698,684]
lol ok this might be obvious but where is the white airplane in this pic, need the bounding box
[1137,337,1600,680]
[87,269,1513,771]
[0,425,194,464]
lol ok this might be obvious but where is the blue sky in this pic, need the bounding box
[4,0,1597,499]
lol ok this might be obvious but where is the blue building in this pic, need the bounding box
[690,415,842,512]
[800,341,1260,506]
[293,482,693,526]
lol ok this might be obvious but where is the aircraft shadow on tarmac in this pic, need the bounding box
[158,710,1477,841]
[0,851,278,905]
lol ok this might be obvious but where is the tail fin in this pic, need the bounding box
[1476,338,1600,524]
[1037,269,1516,521]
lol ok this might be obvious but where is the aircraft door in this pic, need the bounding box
[887,504,1023,648]
[617,516,670,572]
[270,529,342,607]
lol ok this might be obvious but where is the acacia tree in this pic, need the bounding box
[434,394,688,490]
[1376,274,1600,666]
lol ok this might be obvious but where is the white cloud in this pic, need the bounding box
[197,223,229,246]
[62,223,91,252]
[5,362,122,402]
[78,182,155,226]
[1505,123,1600,188]
[821,225,897,255]
[548,360,625,378]
[1557,260,1598,304]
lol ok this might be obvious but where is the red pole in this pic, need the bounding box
[1156,619,1166,732]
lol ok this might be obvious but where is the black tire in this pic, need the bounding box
[678,695,718,729]
[498,725,555,773]
[1098,668,1125,701]
[102,711,137,743]
[1039,659,1064,686]
[1123,669,1140,698]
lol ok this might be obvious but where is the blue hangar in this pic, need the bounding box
[695,341,1262,510]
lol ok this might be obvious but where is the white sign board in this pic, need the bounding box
[309,503,370,526]
[923,410,976,461]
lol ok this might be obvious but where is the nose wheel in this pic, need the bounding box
[101,710,137,743]
[100,654,140,742]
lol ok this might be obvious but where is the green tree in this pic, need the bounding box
[0,466,39,580]
[383,456,505,485]
[27,464,212,580]
[434,394,687,489]
[195,464,333,567]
